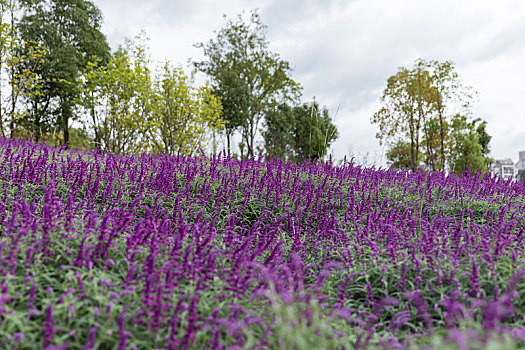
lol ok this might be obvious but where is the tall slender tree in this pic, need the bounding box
[427,60,476,170]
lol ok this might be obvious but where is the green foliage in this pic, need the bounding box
[148,61,224,155]
[77,33,152,154]
[209,68,251,153]
[263,101,339,162]
[78,33,224,156]
[194,9,302,157]
[0,0,47,138]
[17,0,111,146]
[42,126,92,150]
[294,101,339,161]
[385,140,422,170]
[449,115,488,176]
[372,59,490,175]
[371,63,430,171]
[475,118,493,167]
[263,103,295,160]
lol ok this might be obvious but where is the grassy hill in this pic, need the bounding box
[0,137,524,349]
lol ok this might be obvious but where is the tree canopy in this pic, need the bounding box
[17,0,111,146]
[149,61,223,156]
[371,58,491,174]
[194,10,302,158]
[263,101,339,162]
[77,33,224,156]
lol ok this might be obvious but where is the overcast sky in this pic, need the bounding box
[92,0,525,165]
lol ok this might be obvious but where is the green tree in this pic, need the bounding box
[211,69,250,153]
[421,117,441,170]
[194,10,302,157]
[262,103,295,160]
[372,58,488,174]
[77,58,104,149]
[474,118,492,167]
[17,0,110,146]
[385,140,423,170]
[427,59,475,170]
[292,101,338,162]
[371,63,432,171]
[263,101,339,162]
[79,33,224,156]
[148,61,224,156]
[449,115,487,175]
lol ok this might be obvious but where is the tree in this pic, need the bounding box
[17,0,110,146]
[77,34,151,154]
[0,0,46,138]
[292,101,338,162]
[371,63,432,171]
[474,118,492,167]
[262,103,295,160]
[448,115,486,175]
[148,61,224,156]
[427,60,475,170]
[385,140,423,170]
[263,101,339,162]
[194,9,302,157]
[78,33,224,156]
[211,69,250,154]
[372,58,489,174]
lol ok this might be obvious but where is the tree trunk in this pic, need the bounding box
[226,130,231,154]
[409,112,417,172]
[416,68,434,171]
[247,117,254,158]
[423,124,434,171]
[62,101,70,147]
[8,3,16,139]
[90,91,100,148]
[437,97,446,171]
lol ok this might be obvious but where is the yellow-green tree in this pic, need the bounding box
[148,61,223,156]
[0,0,46,138]
[372,58,489,174]
[78,32,224,156]
[77,33,152,154]
[371,61,433,171]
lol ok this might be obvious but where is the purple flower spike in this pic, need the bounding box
[81,323,100,350]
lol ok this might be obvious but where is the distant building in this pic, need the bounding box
[517,151,525,181]
[493,158,516,180]
[517,151,525,171]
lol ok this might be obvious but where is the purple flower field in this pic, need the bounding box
[0,137,525,349]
